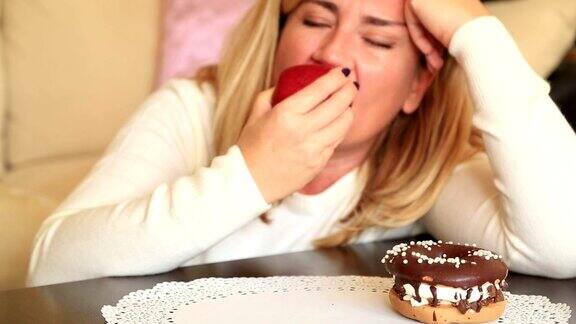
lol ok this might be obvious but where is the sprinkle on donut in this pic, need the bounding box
[381,240,503,271]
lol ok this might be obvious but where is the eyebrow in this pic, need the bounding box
[303,0,407,27]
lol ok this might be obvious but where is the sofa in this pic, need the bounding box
[0,0,575,291]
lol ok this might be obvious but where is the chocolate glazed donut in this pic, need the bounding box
[382,240,509,324]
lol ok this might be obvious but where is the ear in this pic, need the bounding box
[401,63,436,114]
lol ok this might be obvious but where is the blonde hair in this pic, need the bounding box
[195,0,483,247]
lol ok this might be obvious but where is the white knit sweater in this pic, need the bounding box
[27,16,576,287]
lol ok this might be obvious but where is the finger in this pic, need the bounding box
[404,1,434,55]
[408,21,445,73]
[427,51,445,72]
[408,23,443,73]
[424,43,445,72]
[407,22,435,56]
[423,30,446,72]
[305,81,357,131]
[404,1,445,73]
[281,66,350,115]
[311,107,354,149]
[247,87,275,125]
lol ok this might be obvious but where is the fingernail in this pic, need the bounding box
[341,68,351,77]
[353,81,360,90]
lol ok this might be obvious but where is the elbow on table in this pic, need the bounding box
[535,263,576,280]
[546,268,576,280]
[537,234,576,279]
[510,246,576,280]
[540,252,576,279]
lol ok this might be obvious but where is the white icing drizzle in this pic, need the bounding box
[399,280,503,307]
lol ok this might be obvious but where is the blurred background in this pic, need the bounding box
[0,0,575,291]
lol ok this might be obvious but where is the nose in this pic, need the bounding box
[311,29,354,73]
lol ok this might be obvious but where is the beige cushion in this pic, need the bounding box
[0,186,55,291]
[0,2,5,177]
[0,153,99,290]
[3,0,160,167]
[3,154,99,203]
[487,0,576,77]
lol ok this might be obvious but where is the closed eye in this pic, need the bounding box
[303,19,394,50]
[303,19,331,28]
[363,38,393,49]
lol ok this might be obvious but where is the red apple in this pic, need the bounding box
[271,64,333,107]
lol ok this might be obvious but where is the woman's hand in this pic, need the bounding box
[404,0,491,72]
[237,67,357,204]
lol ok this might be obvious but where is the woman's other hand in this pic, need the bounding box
[404,0,491,72]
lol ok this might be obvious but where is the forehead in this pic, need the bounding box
[300,0,406,19]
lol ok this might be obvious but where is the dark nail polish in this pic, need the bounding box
[354,81,360,90]
[341,68,351,77]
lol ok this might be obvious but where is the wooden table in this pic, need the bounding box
[1,235,574,323]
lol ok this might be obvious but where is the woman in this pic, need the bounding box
[27,0,576,286]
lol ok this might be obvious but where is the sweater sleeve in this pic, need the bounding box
[26,80,271,287]
[423,16,576,278]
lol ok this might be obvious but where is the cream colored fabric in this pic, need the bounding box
[0,186,56,291]
[0,1,6,177]
[3,0,160,166]
[0,153,98,291]
[486,0,576,77]
[3,154,99,203]
[0,0,161,292]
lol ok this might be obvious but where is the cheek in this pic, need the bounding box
[343,59,418,144]
[343,100,401,146]
[362,69,415,116]
[273,24,318,83]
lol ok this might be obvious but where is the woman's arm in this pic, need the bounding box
[27,80,271,287]
[424,16,576,278]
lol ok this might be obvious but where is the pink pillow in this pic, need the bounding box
[156,0,256,87]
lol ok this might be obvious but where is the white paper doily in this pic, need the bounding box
[101,276,572,323]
